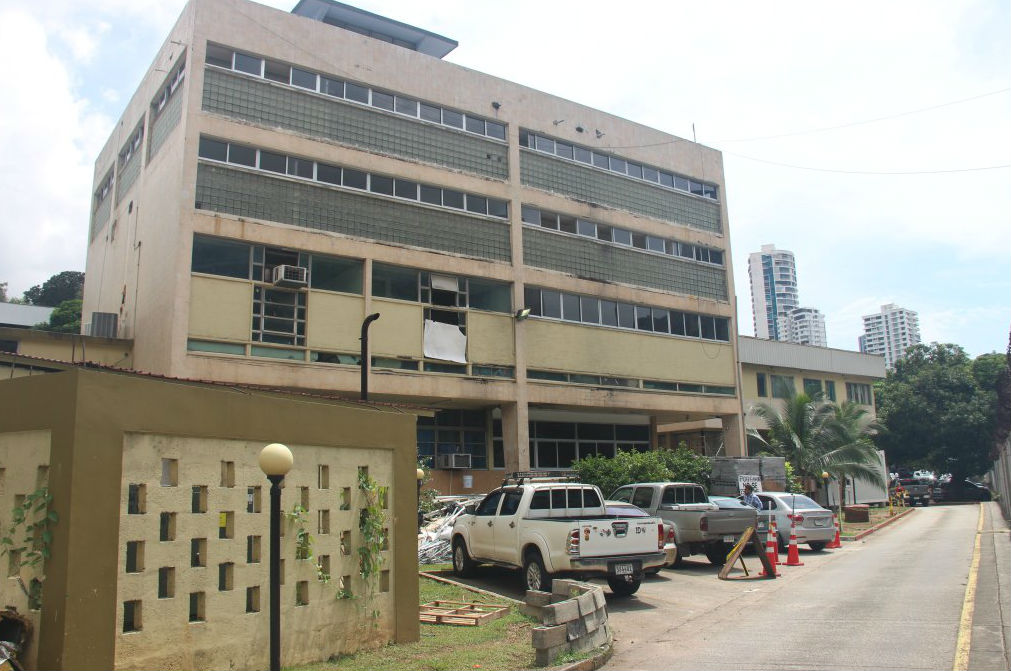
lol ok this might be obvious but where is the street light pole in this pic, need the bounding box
[259,443,293,671]
[360,313,381,401]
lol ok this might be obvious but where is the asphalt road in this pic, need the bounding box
[602,502,1009,671]
[430,502,1009,671]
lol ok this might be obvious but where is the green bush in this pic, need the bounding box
[573,444,712,499]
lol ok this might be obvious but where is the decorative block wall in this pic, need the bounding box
[522,579,611,667]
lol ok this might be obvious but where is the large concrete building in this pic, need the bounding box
[82,0,746,493]
[785,306,827,348]
[747,243,826,347]
[859,303,921,370]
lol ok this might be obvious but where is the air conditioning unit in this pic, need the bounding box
[435,454,472,470]
[272,265,308,287]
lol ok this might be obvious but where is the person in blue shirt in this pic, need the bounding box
[741,483,763,510]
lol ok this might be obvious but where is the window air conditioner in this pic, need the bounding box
[435,454,472,470]
[272,265,308,287]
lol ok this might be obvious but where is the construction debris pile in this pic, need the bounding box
[418,497,482,565]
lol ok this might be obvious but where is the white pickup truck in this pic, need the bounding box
[610,482,757,566]
[451,478,666,596]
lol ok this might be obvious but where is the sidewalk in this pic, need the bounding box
[967,502,1010,671]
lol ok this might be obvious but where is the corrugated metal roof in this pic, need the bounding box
[738,336,885,378]
[0,303,54,328]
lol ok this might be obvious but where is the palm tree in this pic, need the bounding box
[749,394,883,508]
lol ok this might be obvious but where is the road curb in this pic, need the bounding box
[842,507,915,541]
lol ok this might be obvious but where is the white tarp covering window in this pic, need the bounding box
[430,274,458,291]
[424,319,467,363]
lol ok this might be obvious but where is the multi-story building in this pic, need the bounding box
[82,0,746,494]
[748,244,798,341]
[785,306,827,347]
[860,303,921,369]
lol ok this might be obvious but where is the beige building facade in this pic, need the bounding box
[82,0,745,494]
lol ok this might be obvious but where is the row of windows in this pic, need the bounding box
[523,286,731,342]
[198,137,509,219]
[755,373,872,405]
[520,130,718,200]
[528,369,733,395]
[94,170,113,211]
[846,382,874,405]
[152,56,186,120]
[205,43,507,142]
[521,204,724,266]
[372,262,512,313]
[119,123,144,168]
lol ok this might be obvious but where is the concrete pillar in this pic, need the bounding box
[649,416,659,449]
[721,412,747,457]
[501,401,530,472]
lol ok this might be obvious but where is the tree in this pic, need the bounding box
[0,281,7,302]
[22,271,84,307]
[573,445,712,499]
[874,343,998,481]
[36,300,82,334]
[749,393,882,506]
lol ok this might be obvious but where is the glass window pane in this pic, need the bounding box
[558,216,577,234]
[442,109,464,128]
[205,44,233,68]
[535,135,554,153]
[542,290,562,319]
[343,169,367,189]
[635,306,652,331]
[259,150,286,173]
[419,184,442,205]
[562,294,580,321]
[685,313,700,337]
[670,311,686,336]
[642,166,659,182]
[609,157,626,173]
[442,190,464,209]
[370,174,394,195]
[192,236,249,278]
[674,176,691,191]
[345,82,369,103]
[647,236,665,253]
[524,286,541,316]
[612,229,632,246]
[487,199,508,218]
[465,116,485,134]
[228,143,256,167]
[465,195,487,214]
[317,163,340,184]
[555,142,573,159]
[576,220,595,237]
[600,300,618,327]
[617,303,635,329]
[486,121,506,140]
[291,67,317,90]
[592,153,609,169]
[420,103,441,122]
[263,60,289,83]
[715,317,729,341]
[321,77,343,97]
[574,146,592,163]
[659,172,674,188]
[596,224,612,242]
[626,162,643,179]
[233,52,262,76]
[468,279,511,313]
[311,255,362,294]
[287,157,314,179]
[394,96,418,116]
[394,179,417,199]
[700,316,716,340]
[632,233,647,249]
[579,297,599,324]
[198,137,228,161]
[372,263,417,301]
[652,308,670,333]
[372,90,394,111]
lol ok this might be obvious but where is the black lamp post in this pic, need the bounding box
[259,443,293,671]
[360,313,381,401]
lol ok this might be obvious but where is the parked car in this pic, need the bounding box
[893,476,933,506]
[934,479,992,502]
[605,501,678,573]
[742,491,835,551]
[609,482,757,566]
[451,477,666,595]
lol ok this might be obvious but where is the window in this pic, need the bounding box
[125,541,144,573]
[771,375,795,399]
[756,373,767,397]
[803,378,823,398]
[189,592,206,622]
[310,254,362,293]
[825,380,837,402]
[160,513,176,541]
[192,236,250,279]
[846,382,873,405]
[417,410,488,469]
[128,484,146,514]
[372,263,418,301]
[158,567,175,598]
[499,491,522,516]
[631,488,653,509]
[475,491,502,516]
[123,601,142,632]
[252,286,305,347]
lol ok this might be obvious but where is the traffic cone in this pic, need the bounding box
[785,516,804,566]
[826,513,842,549]
[770,518,781,564]
[759,520,780,577]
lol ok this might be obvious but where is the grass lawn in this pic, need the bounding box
[838,504,911,538]
[297,568,538,671]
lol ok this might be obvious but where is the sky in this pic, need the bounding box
[0,0,1008,356]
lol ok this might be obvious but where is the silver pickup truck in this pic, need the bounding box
[609,482,757,566]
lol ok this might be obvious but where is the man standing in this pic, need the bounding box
[741,483,763,510]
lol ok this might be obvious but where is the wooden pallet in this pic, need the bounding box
[419,600,509,626]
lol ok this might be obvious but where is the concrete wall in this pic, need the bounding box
[0,366,419,670]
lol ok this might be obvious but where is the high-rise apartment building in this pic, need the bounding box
[785,307,827,347]
[748,244,798,340]
[82,0,745,494]
[860,303,921,369]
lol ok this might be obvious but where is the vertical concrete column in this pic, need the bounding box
[649,416,659,450]
[501,402,530,472]
[721,412,747,457]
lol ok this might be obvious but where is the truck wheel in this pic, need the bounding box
[705,542,729,566]
[452,538,476,577]
[607,576,641,597]
[808,541,826,551]
[523,550,552,592]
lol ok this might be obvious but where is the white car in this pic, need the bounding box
[743,491,835,551]
[605,501,677,572]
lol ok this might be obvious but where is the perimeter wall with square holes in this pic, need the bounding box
[0,367,420,670]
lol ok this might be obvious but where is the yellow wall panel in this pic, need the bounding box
[467,312,515,365]
[526,321,734,384]
[370,299,423,358]
[188,276,252,342]
[306,292,365,351]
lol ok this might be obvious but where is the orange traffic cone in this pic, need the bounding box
[759,520,780,577]
[770,518,781,564]
[785,516,804,566]
[826,513,842,549]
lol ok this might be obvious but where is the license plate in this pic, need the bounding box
[723,535,736,543]
[814,518,827,527]
[614,562,634,576]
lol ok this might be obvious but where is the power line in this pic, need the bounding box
[724,151,1011,175]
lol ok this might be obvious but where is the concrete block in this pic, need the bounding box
[525,590,552,607]
[536,643,571,667]
[566,617,588,641]
[520,603,544,621]
[576,591,596,616]
[592,587,607,609]
[532,624,568,649]
[543,599,580,626]
[552,579,577,599]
